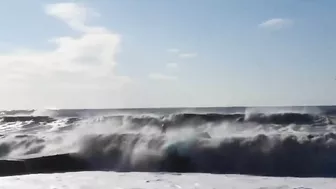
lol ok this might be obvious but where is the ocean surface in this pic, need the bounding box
[1,106,336,188]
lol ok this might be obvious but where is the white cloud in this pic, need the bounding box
[166,62,178,69]
[259,18,293,30]
[0,2,130,108]
[167,48,180,53]
[167,48,198,59]
[45,3,103,33]
[148,73,177,81]
[179,53,197,58]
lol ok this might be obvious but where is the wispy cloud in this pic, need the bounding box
[45,3,103,33]
[179,53,197,58]
[148,73,177,81]
[167,48,198,59]
[259,18,293,30]
[166,62,178,69]
[167,48,180,53]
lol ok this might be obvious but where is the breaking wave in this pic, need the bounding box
[2,132,336,177]
[75,132,336,177]
[1,112,332,126]
[1,107,336,177]
[1,116,56,123]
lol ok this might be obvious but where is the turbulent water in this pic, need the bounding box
[1,106,336,177]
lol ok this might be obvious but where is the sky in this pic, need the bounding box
[0,0,336,109]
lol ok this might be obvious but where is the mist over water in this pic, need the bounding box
[1,106,336,177]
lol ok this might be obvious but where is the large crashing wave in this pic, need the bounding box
[2,132,336,177]
[0,109,336,177]
[73,132,336,177]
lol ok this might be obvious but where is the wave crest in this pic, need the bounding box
[1,112,332,127]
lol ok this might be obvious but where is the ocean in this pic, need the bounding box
[1,106,336,188]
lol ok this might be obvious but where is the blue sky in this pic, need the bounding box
[0,0,335,109]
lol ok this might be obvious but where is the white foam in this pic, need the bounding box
[0,172,335,189]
